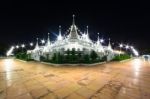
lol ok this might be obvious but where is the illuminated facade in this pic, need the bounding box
[27,15,114,61]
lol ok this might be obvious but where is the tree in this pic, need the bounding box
[15,52,28,61]
[40,56,46,61]
[84,54,90,63]
[71,49,76,61]
[90,50,98,61]
[66,49,70,61]
[57,52,63,63]
[52,53,57,62]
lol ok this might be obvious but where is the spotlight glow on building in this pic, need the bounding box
[41,40,45,44]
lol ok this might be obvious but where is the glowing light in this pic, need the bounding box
[6,46,15,56]
[132,59,142,77]
[21,44,25,48]
[132,48,139,56]
[3,59,15,82]
[57,35,63,41]
[119,44,123,48]
[130,46,133,49]
[16,45,19,49]
[100,39,104,43]
[113,50,125,54]
[30,43,33,46]
[125,45,129,49]
[41,40,45,44]
[4,59,13,71]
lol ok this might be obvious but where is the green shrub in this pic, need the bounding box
[15,52,29,61]
[90,50,98,61]
[83,54,90,63]
[112,54,131,61]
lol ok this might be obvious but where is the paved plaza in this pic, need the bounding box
[0,58,150,99]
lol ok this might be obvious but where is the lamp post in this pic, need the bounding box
[30,42,33,47]
[21,44,25,52]
[119,44,123,56]
[125,45,129,51]
[16,45,19,49]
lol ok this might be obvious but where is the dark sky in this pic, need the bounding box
[0,1,150,54]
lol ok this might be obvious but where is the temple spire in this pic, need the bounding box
[57,25,63,40]
[47,33,50,46]
[35,38,39,50]
[108,38,111,46]
[96,33,100,45]
[97,33,100,41]
[59,25,61,35]
[69,15,78,40]
[108,38,112,50]
[96,33,104,52]
[72,14,75,25]
[86,26,89,34]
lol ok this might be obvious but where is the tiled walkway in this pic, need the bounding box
[0,58,150,99]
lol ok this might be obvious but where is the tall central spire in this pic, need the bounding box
[59,25,61,35]
[72,14,75,25]
[69,14,79,40]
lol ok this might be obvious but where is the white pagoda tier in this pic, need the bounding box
[27,15,114,61]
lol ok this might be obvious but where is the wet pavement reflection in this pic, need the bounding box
[0,58,150,99]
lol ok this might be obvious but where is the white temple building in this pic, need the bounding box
[27,15,115,61]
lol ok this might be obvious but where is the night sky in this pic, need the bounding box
[0,1,150,55]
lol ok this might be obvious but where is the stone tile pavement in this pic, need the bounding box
[0,58,150,99]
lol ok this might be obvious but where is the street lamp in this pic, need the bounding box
[21,44,25,48]
[21,44,25,52]
[119,44,123,56]
[30,42,33,47]
[119,44,123,48]
[125,45,129,50]
[16,45,19,49]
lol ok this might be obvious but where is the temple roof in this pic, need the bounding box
[108,38,113,51]
[34,38,39,51]
[69,15,79,40]
[46,33,51,46]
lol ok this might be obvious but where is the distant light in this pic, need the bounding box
[21,44,25,48]
[125,45,129,49]
[30,43,33,46]
[100,39,104,43]
[130,46,133,49]
[119,44,123,48]
[16,45,19,49]
[41,39,45,44]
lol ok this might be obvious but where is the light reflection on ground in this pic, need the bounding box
[0,58,150,99]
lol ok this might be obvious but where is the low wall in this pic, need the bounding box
[41,61,106,66]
